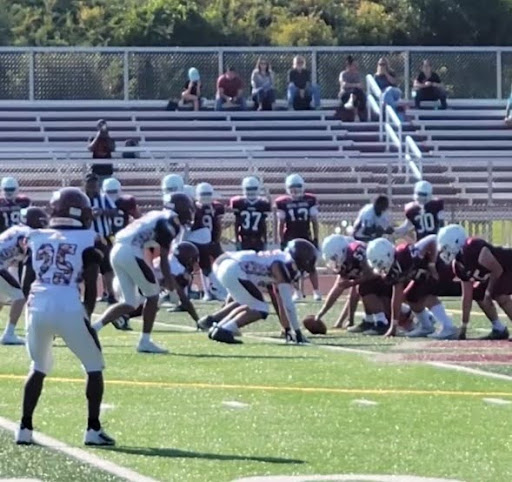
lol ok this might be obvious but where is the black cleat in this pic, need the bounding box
[363,322,389,336]
[106,295,117,305]
[294,329,310,344]
[167,304,186,313]
[347,321,374,333]
[197,315,216,331]
[112,315,132,331]
[479,327,509,340]
[208,326,243,344]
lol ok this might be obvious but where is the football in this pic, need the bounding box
[303,315,327,335]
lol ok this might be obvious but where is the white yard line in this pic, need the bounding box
[0,416,159,482]
[483,397,512,405]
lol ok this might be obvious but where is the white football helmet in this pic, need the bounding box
[366,237,395,275]
[161,174,184,195]
[322,234,350,272]
[437,224,467,264]
[242,176,260,201]
[102,177,121,201]
[414,180,433,205]
[1,177,19,199]
[285,173,304,200]
[196,182,214,205]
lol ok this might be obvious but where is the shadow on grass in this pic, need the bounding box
[98,445,305,464]
[171,352,320,360]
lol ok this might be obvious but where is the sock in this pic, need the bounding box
[313,290,321,298]
[363,314,375,325]
[491,319,506,332]
[222,320,238,333]
[374,312,389,325]
[3,323,15,336]
[430,304,454,330]
[21,416,33,431]
[140,333,150,343]
[293,289,301,298]
[401,304,412,315]
[22,370,45,430]
[92,321,103,333]
[86,372,104,431]
[414,309,433,328]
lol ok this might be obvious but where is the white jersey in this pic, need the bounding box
[115,210,178,251]
[353,203,391,241]
[230,250,290,285]
[28,228,96,302]
[0,225,31,269]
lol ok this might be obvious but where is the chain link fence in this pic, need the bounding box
[0,47,510,101]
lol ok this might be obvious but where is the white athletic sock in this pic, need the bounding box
[140,333,150,343]
[3,323,15,336]
[374,312,389,325]
[363,314,375,324]
[313,290,321,297]
[414,309,433,328]
[92,321,103,333]
[430,304,454,330]
[401,303,411,315]
[222,320,238,333]
[201,273,210,294]
[491,319,507,332]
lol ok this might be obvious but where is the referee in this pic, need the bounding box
[84,172,118,304]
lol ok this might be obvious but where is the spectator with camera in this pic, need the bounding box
[215,67,246,111]
[88,119,115,159]
[251,57,275,111]
[374,57,402,113]
[181,67,202,111]
[287,56,320,110]
[339,55,367,121]
[413,59,448,109]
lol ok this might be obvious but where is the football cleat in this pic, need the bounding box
[406,324,435,338]
[292,291,301,303]
[208,326,243,344]
[202,291,214,302]
[313,293,322,302]
[363,323,389,336]
[197,315,215,331]
[347,321,374,333]
[112,315,132,331]
[84,428,116,446]
[428,326,458,340]
[136,338,169,354]
[0,333,25,345]
[479,327,509,341]
[294,329,310,344]
[15,427,33,445]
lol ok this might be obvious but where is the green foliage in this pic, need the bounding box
[2,0,512,46]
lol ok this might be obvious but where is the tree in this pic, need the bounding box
[269,15,336,46]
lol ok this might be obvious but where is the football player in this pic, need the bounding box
[192,182,225,301]
[438,224,512,340]
[0,177,30,233]
[204,239,317,344]
[16,188,114,446]
[0,207,48,345]
[102,177,140,235]
[367,235,457,339]
[275,174,321,301]
[395,181,444,240]
[352,195,394,242]
[315,234,391,335]
[231,176,271,252]
[92,193,195,353]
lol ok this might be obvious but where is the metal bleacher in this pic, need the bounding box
[0,98,510,217]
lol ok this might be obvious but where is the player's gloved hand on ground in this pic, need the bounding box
[458,324,467,340]
[295,329,309,344]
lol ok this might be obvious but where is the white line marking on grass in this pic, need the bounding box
[100,403,115,412]
[427,362,512,382]
[1,479,43,481]
[352,399,378,407]
[483,397,512,405]
[0,416,159,482]
[232,474,465,481]
[222,400,250,409]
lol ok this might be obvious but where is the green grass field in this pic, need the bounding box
[1,298,511,482]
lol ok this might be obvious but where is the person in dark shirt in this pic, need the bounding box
[287,55,321,110]
[413,59,448,109]
[87,119,115,159]
[215,67,246,111]
[374,57,402,112]
[181,67,202,111]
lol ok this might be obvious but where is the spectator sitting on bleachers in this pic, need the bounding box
[413,59,448,110]
[339,55,367,121]
[287,56,320,110]
[181,67,202,111]
[88,119,115,159]
[251,57,275,111]
[505,83,512,126]
[215,67,246,111]
[374,57,402,112]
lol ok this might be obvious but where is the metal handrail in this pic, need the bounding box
[366,74,384,140]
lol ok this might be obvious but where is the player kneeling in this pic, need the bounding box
[204,239,317,344]
[16,188,114,446]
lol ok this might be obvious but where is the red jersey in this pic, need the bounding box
[230,196,270,243]
[339,241,367,280]
[404,199,444,240]
[385,243,429,285]
[455,237,512,282]
[275,193,317,242]
[111,195,138,234]
[0,195,30,232]
[193,201,225,242]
